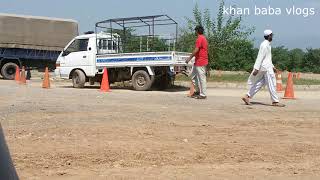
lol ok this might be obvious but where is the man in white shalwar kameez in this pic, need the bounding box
[242,30,285,107]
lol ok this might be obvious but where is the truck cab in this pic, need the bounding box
[55,32,119,80]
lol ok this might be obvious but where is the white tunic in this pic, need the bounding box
[253,40,274,72]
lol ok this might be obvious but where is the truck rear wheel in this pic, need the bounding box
[1,62,18,80]
[132,70,152,91]
[72,70,86,88]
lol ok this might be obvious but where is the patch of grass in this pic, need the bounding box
[208,74,250,82]
[291,79,320,85]
[175,74,250,83]
[176,74,320,85]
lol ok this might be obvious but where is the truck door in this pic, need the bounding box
[60,38,90,67]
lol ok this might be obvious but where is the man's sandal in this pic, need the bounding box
[190,92,200,98]
[242,97,250,105]
[195,95,207,99]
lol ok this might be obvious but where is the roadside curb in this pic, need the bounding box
[175,81,320,91]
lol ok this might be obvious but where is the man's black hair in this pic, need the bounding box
[195,25,204,35]
[264,33,273,40]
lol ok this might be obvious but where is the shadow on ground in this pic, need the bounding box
[250,101,273,106]
[59,84,189,92]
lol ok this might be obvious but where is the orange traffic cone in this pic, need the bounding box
[276,71,283,92]
[42,67,50,88]
[14,66,20,83]
[187,81,195,97]
[100,67,110,92]
[283,72,295,99]
[20,66,27,85]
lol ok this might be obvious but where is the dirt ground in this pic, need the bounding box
[1,79,320,180]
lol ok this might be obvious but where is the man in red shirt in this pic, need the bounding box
[186,25,208,99]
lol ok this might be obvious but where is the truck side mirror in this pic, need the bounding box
[62,51,70,56]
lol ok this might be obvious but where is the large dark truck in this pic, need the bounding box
[0,13,78,80]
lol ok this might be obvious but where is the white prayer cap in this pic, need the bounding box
[264,29,273,36]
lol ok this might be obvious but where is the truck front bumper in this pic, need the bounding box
[54,68,61,78]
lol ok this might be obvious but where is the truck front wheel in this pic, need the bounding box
[1,62,18,80]
[132,70,152,91]
[72,70,86,88]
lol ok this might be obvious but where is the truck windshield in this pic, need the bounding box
[66,39,89,53]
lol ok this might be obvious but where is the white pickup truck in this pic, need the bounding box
[55,15,192,91]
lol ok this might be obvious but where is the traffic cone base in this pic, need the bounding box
[100,67,110,92]
[42,67,50,89]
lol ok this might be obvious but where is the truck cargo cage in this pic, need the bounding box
[95,15,178,54]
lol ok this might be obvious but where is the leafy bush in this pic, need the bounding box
[178,0,320,74]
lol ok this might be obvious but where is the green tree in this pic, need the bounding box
[177,1,255,71]
[106,28,168,53]
[289,48,305,72]
[272,46,290,71]
[302,48,320,73]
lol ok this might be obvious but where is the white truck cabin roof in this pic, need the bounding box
[75,33,120,40]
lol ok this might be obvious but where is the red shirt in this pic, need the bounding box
[194,35,208,66]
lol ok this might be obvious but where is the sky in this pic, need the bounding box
[0,0,319,49]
